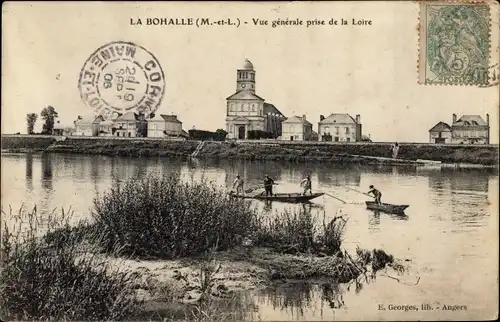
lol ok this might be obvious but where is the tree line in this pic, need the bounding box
[26,106,59,135]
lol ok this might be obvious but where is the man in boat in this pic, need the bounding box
[367,185,382,205]
[232,175,245,195]
[263,174,275,197]
[300,175,312,195]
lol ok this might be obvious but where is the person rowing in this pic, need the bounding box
[367,185,382,205]
[232,175,245,195]
[300,175,312,195]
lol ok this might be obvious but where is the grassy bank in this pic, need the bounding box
[1,176,408,320]
[2,135,498,165]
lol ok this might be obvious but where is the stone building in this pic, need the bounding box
[429,121,452,144]
[225,59,286,139]
[318,113,362,142]
[281,115,314,141]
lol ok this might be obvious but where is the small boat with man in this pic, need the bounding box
[230,191,325,203]
[230,174,324,204]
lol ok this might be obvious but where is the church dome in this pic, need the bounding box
[242,59,254,70]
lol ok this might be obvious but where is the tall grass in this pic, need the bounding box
[254,208,347,255]
[0,206,141,321]
[92,175,258,259]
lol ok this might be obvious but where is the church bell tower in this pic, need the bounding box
[236,58,256,93]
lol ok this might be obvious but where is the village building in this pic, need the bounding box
[74,116,99,136]
[428,121,452,144]
[114,112,147,138]
[429,114,490,144]
[318,113,362,142]
[451,114,490,144]
[147,113,188,139]
[225,59,286,139]
[281,115,314,141]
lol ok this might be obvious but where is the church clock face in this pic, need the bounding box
[241,83,246,88]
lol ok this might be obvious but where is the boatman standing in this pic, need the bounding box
[300,175,312,195]
[367,185,382,205]
[233,175,245,195]
[264,174,275,197]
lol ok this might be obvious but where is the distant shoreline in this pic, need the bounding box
[1,134,499,167]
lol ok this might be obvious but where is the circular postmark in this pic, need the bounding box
[78,41,165,120]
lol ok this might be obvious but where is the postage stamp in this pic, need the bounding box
[78,41,165,120]
[418,2,491,86]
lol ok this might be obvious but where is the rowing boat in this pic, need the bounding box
[365,201,409,214]
[230,192,324,203]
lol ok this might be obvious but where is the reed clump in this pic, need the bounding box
[0,206,141,321]
[253,208,347,256]
[92,175,258,259]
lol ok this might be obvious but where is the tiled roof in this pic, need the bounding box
[429,121,452,132]
[453,115,487,126]
[115,111,138,121]
[283,116,312,126]
[319,113,358,124]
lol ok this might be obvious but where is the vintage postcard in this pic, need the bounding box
[1,1,499,321]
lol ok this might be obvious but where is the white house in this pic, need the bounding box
[318,113,362,142]
[281,115,314,141]
[429,121,452,144]
[147,114,187,138]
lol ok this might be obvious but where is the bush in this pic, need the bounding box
[92,175,258,258]
[0,206,141,321]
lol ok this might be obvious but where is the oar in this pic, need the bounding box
[323,193,347,204]
[346,187,374,198]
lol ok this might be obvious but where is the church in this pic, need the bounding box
[225,59,286,139]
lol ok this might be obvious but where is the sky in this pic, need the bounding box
[2,1,499,143]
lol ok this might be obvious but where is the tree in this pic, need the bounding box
[26,113,38,134]
[40,106,59,134]
[214,129,228,141]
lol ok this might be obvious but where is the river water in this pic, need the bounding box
[1,153,498,320]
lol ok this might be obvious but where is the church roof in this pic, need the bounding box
[226,90,265,101]
[241,59,254,70]
[429,121,451,132]
[453,115,487,126]
[263,103,284,117]
[319,113,358,124]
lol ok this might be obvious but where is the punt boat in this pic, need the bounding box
[365,201,409,214]
[230,192,324,203]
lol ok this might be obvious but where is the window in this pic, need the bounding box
[335,127,339,135]
[324,126,330,134]
[240,104,244,111]
[153,124,157,130]
[346,138,350,142]
[252,104,256,112]
[345,127,349,134]
[334,137,339,142]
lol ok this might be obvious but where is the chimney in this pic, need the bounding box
[320,115,325,121]
[452,113,457,123]
[356,114,361,123]
[486,113,490,126]
[302,114,306,121]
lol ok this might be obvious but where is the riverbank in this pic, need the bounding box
[1,135,498,166]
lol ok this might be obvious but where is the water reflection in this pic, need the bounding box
[253,282,349,321]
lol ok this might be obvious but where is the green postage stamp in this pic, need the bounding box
[419,1,491,85]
